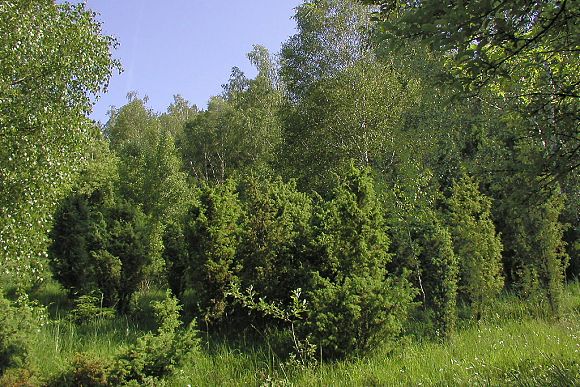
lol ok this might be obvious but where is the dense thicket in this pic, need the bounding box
[1,0,577,375]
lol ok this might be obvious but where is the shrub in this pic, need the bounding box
[388,197,459,339]
[50,195,150,314]
[50,292,199,386]
[0,367,40,387]
[162,221,189,298]
[507,189,569,315]
[47,352,113,387]
[112,291,199,384]
[417,213,459,338]
[49,194,104,298]
[106,200,150,314]
[68,294,115,324]
[0,293,46,375]
[446,173,504,320]
[183,180,244,323]
[237,176,313,308]
[304,164,416,358]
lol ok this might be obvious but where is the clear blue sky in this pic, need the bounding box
[71,1,303,123]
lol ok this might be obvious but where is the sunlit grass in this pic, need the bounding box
[27,281,580,386]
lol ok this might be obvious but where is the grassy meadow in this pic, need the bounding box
[12,280,578,386]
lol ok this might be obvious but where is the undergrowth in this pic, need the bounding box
[3,280,578,386]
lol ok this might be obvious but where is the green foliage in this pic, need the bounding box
[305,164,416,358]
[181,46,283,182]
[112,291,199,385]
[48,292,199,386]
[282,60,421,194]
[447,174,504,320]
[49,194,100,297]
[184,180,244,323]
[159,94,198,142]
[237,176,313,305]
[506,188,569,315]
[280,0,372,100]
[69,294,115,325]
[228,283,316,365]
[162,220,190,298]
[0,293,46,375]
[0,0,119,289]
[106,95,190,223]
[3,0,578,375]
[381,183,459,339]
[181,97,240,182]
[105,95,190,288]
[106,200,150,314]
[366,0,579,186]
[49,195,150,314]
[48,352,112,387]
[422,216,459,338]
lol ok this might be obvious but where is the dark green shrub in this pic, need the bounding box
[304,164,416,358]
[387,191,459,339]
[506,189,569,315]
[106,200,150,313]
[162,221,189,298]
[49,194,105,298]
[416,214,459,338]
[184,180,244,323]
[446,174,504,320]
[50,195,150,314]
[237,176,313,307]
[92,250,122,308]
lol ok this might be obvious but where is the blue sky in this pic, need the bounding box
[74,1,303,123]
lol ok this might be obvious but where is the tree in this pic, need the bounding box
[384,181,459,338]
[182,46,283,182]
[503,187,569,315]
[281,0,373,100]
[447,174,504,320]
[106,200,150,314]
[415,212,459,338]
[183,180,244,324]
[364,0,579,184]
[281,60,421,194]
[304,164,415,358]
[159,94,198,142]
[237,176,313,307]
[50,189,150,314]
[0,0,119,289]
[181,96,240,182]
[105,95,190,285]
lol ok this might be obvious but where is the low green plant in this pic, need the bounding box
[47,352,112,387]
[0,366,41,387]
[0,293,46,375]
[111,291,200,384]
[47,291,199,386]
[68,294,115,324]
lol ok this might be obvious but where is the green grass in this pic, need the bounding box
[23,281,580,386]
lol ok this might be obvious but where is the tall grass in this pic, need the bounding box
[26,281,580,386]
[171,281,580,386]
